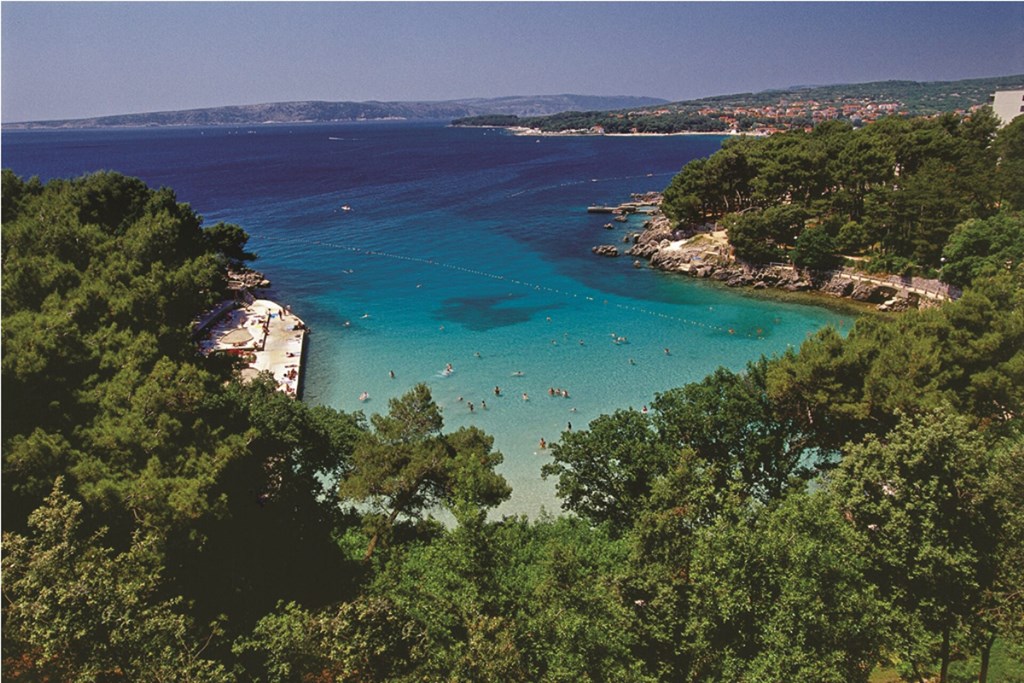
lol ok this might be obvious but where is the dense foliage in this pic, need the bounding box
[661,112,1024,278]
[3,167,1022,681]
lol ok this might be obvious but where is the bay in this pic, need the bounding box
[2,121,851,515]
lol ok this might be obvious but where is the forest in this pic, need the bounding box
[661,111,1024,281]
[2,107,1023,681]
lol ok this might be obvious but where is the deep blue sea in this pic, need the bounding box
[2,121,851,515]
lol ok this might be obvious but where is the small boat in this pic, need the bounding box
[341,204,352,212]
[604,223,614,230]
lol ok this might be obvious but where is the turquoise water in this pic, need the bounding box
[2,122,849,515]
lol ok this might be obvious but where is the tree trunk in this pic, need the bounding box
[363,506,404,562]
[978,633,995,683]
[939,622,951,683]
[363,531,381,562]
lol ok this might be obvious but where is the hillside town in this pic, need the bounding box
[621,96,910,134]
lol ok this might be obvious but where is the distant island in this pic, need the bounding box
[453,74,1024,135]
[2,94,668,130]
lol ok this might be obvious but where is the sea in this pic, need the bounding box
[2,121,852,516]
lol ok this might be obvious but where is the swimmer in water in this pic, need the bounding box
[389,370,395,379]
[481,400,487,410]
[539,437,547,449]
[359,391,369,402]
[664,347,671,356]
[468,402,474,412]
[494,386,501,396]
[513,370,524,377]
[475,351,481,358]
[522,392,529,401]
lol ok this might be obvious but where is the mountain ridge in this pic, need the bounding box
[3,94,669,130]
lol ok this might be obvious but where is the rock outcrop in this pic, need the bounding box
[592,244,620,257]
[227,266,271,289]
[612,208,955,311]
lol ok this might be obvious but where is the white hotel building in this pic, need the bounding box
[990,89,1024,126]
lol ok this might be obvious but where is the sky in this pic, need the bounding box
[2,2,1023,123]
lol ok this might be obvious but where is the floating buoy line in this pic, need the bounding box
[252,233,771,339]
[507,171,675,199]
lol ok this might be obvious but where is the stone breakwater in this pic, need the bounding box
[618,203,959,311]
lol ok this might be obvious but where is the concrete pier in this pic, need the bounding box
[197,298,307,398]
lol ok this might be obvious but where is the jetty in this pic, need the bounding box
[196,298,307,398]
[587,199,660,215]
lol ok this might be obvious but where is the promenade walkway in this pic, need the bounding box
[248,299,306,398]
[196,298,306,398]
[831,268,961,302]
[764,263,961,303]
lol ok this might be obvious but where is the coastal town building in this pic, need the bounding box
[990,89,1024,126]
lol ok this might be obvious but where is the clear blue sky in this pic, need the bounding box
[3,2,1023,122]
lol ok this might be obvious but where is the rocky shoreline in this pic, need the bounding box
[599,194,959,312]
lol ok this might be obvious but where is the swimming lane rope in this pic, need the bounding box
[252,233,770,339]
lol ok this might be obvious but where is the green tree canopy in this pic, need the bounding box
[339,384,510,559]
